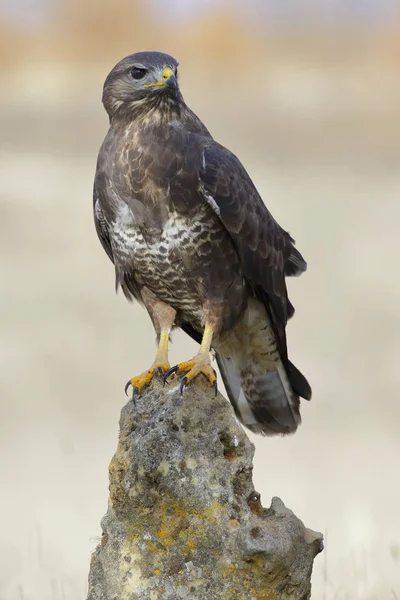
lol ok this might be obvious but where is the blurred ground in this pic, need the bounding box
[1,2,400,599]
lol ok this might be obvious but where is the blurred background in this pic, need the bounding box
[1,0,400,598]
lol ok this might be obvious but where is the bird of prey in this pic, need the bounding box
[93,51,311,435]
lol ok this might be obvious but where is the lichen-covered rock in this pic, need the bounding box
[87,376,323,600]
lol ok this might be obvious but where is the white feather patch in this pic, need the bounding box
[236,388,258,425]
[204,193,221,217]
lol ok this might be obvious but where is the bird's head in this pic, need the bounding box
[102,51,181,120]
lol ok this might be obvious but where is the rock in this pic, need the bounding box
[87,375,323,600]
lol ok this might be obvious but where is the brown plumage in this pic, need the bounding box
[94,51,311,436]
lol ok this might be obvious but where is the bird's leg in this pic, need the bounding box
[125,291,176,398]
[124,332,170,397]
[164,322,217,395]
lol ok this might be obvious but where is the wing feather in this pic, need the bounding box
[199,143,307,359]
[93,192,113,262]
[93,184,141,301]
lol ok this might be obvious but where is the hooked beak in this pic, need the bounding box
[144,67,177,89]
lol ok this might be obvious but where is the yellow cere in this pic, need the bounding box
[162,67,174,80]
[144,67,174,88]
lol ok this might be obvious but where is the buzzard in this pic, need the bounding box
[93,51,311,435]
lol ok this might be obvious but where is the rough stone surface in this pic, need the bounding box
[87,376,323,599]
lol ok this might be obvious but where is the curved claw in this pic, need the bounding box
[156,366,170,386]
[124,380,132,397]
[124,380,140,404]
[180,376,188,395]
[163,364,179,384]
[213,378,218,397]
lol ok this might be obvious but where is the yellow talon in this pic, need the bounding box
[125,362,170,397]
[178,359,216,386]
[164,355,217,395]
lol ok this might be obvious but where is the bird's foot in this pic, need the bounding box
[164,354,217,395]
[125,362,170,399]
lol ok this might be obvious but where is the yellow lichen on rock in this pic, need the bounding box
[87,381,322,600]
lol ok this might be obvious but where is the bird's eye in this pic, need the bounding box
[175,68,178,79]
[130,67,147,80]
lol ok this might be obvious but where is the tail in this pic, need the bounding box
[215,303,311,436]
[217,354,304,435]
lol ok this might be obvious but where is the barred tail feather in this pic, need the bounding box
[216,353,301,436]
